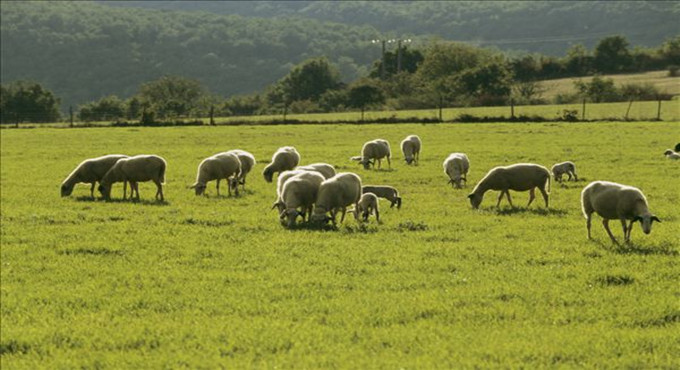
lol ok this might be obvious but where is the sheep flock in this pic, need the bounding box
[60,134,670,245]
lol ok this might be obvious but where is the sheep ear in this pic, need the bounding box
[633,216,643,223]
[271,202,280,210]
[651,216,661,223]
[467,194,474,199]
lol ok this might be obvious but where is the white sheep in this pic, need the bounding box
[664,149,680,160]
[351,139,391,169]
[311,172,362,226]
[355,192,380,222]
[191,152,242,196]
[263,146,300,182]
[99,155,167,201]
[400,135,421,165]
[273,171,325,228]
[468,163,551,209]
[581,181,661,244]
[295,163,337,179]
[443,153,470,189]
[226,149,256,190]
[551,161,578,182]
[362,185,402,209]
[61,154,129,198]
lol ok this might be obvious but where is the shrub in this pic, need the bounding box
[668,65,680,77]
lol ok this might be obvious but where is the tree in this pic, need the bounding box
[457,61,513,105]
[564,44,593,76]
[78,95,126,122]
[137,76,206,118]
[574,76,619,103]
[275,57,341,103]
[347,80,385,121]
[594,36,633,73]
[0,81,61,126]
[369,46,424,79]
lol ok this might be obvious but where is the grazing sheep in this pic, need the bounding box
[226,149,256,190]
[664,149,680,160]
[295,163,337,179]
[263,146,300,183]
[443,153,470,189]
[675,143,680,152]
[468,163,551,209]
[355,192,380,222]
[362,185,402,209]
[272,171,325,228]
[99,155,166,201]
[191,152,242,196]
[551,161,578,182]
[581,181,661,244]
[311,172,362,226]
[400,135,421,165]
[61,154,129,198]
[351,139,391,169]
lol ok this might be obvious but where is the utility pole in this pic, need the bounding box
[396,39,411,74]
[372,39,388,80]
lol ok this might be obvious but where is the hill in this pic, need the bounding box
[100,1,680,55]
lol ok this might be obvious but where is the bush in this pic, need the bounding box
[668,65,680,77]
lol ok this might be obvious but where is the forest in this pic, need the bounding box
[1,1,679,123]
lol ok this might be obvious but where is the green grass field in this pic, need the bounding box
[1,121,679,368]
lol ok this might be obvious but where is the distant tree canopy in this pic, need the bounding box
[347,80,385,120]
[594,36,634,73]
[0,81,61,126]
[137,76,206,118]
[275,57,342,103]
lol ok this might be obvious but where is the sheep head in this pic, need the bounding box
[634,215,661,234]
[467,193,483,209]
[190,183,207,196]
[60,183,74,197]
[98,183,112,200]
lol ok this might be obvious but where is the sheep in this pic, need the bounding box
[443,153,470,189]
[468,163,551,209]
[664,149,680,160]
[355,192,380,222]
[263,146,300,183]
[272,169,314,213]
[272,171,325,228]
[362,185,402,209]
[551,161,578,182]
[98,155,166,201]
[295,163,336,179]
[226,149,256,190]
[61,154,129,198]
[580,181,661,244]
[351,139,391,169]
[191,152,241,196]
[675,143,680,152]
[400,135,421,165]
[311,172,362,226]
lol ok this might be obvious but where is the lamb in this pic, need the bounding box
[61,154,129,198]
[311,172,362,226]
[443,153,470,189]
[98,155,167,201]
[351,139,391,169]
[295,163,337,179]
[551,161,578,182]
[400,135,421,165]
[468,163,551,209]
[263,146,300,182]
[272,171,325,228]
[191,152,242,196]
[664,149,680,160]
[362,185,402,209]
[580,181,661,244]
[226,149,256,190]
[355,192,380,222]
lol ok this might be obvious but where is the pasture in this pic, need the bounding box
[1,121,679,368]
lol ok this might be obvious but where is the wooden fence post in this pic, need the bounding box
[657,99,662,121]
[209,105,215,126]
[438,95,443,122]
[581,98,586,121]
[510,99,515,119]
[625,99,634,120]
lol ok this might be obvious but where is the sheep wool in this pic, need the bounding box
[99,155,167,201]
[468,163,550,209]
[192,152,242,196]
[311,172,363,225]
[400,135,421,165]
[443,153,470,189]
[362,185,402,209]
[61,154,129,198]
[263,146,301,183]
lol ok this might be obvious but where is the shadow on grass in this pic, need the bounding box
[58,247,124,257]
[608,241,679,256]
[73,196,169,206]
[493,207,568,216]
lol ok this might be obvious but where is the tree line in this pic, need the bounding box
[2,34,679,125]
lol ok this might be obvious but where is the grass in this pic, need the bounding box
[1,121,679,368]
[539,70,680,101]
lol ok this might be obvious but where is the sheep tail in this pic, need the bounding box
[158,161,166,184]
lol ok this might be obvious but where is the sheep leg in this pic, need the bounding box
[602,219,619,245]
[505,191,514,208]
[123,181,128,200]
[340,207,347,223]
[131,182,139,200]
[330,210,338,226]
[90,183,95,199]
[625,219,635,242]
[377,159,381,169]
[527,188,536,207]
[620,219,629,243]
[539,186,549,208]
[375,206,380,222]
[216,179,220,196]
[572,171,578,181]
[387,156,391,168]
[154,179,164,201]
[496,191,505,208]
[586,213,592,239]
